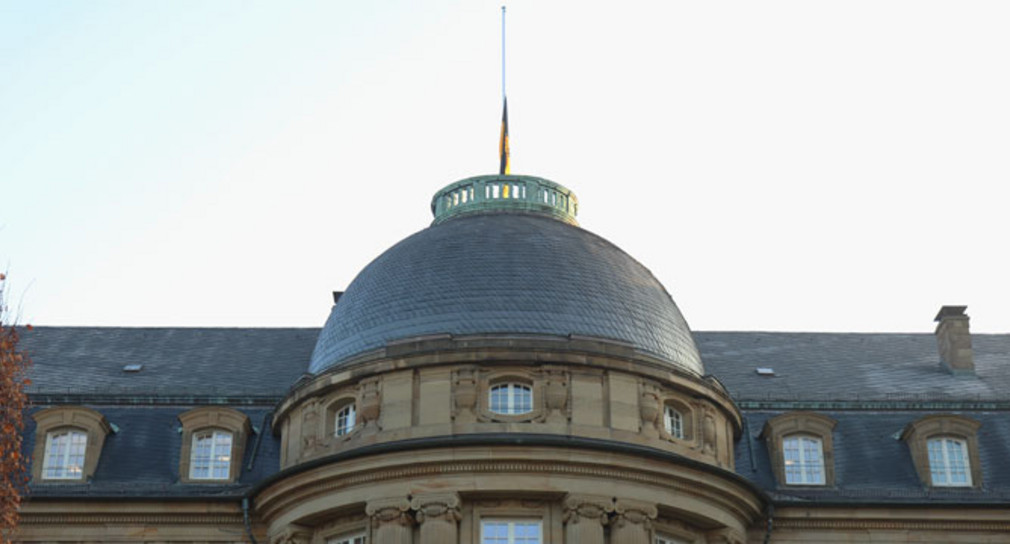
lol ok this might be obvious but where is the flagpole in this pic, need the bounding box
[501,6,506,100]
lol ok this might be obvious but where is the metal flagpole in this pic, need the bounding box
[501,6,506,100]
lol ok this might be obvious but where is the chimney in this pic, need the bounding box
[934,305,974,375]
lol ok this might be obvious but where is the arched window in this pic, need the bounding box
[663,406,684,439]
[928,437,972,486]
[782,435,825,485]
[335,403,357,437]
[41,429,88,480]
[489,383,533,415]
[189,429,233,480]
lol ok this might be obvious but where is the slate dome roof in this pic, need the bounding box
[308,175,704,375]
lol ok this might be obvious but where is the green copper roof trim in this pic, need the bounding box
[431,174,579,225]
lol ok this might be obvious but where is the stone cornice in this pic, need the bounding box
[253,438,765,528]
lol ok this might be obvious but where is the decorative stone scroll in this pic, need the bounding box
[706,527,746,544]
[411,492,462,543]
[366,497,413,544]
[610,498,657,544]
[562,494,613,544]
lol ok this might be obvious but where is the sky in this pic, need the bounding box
[2,1,1009,333]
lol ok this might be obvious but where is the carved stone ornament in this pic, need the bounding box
[702,408,718,456]
[410,492,462,524]
[366,497,414,528]
[358,377,382,434]
[639,381,662,437]
[543,368,570,423]
[706,527,746,544]
[562,494,613,526]
[269,523,312,544]
[612,498,657,529]
[452,366,478,423]
[300,400,322,455]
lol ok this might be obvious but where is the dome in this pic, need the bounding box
[308,175,704,375]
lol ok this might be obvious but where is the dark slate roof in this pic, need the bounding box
[24,406,278,498]
[696,332,1010,402]
[21,327,316,397]
[309,213,703,375]
[736,411,1010,503]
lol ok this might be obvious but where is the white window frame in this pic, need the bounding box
[928,436,972,487]
[326,534,366,544]
[664,405,684,439]
[489,383,533,415]
[189,429,233,480]
[782,434,826,485]
[41,429,88,480]
[480,519,542,544]
[335,403,357,436]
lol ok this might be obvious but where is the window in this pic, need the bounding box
[31,406,111,483]
[900,414,982,488]
[326,534,366,544]
[177,406,250,483]
[664,405,684,439]
[189,430,233,480]
[761,412,836,487]
[782,435,825,485]
[928,437,972,486]
[656,536,688,544]
[41,429,88,480]
[489,383,533,415]
[335,403,357,436]
[481,520,541,544]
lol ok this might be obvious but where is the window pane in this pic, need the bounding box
[482,521,540,544]
[336,404,357,436]
[192,430,232,480]
[44,430,88,480]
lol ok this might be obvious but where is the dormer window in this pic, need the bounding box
[178,407,250,483]
[927,437,972,487]
[189,430,233,480]
[489,383,532,415]
[782,435,825,485]
[335,403,357,437]
[31,406,111,483]
[761,412,837,487]
[901,414,982,489]
[663,406,684,439]
[41,429,88,480]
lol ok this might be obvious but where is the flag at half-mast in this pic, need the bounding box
[499,97,510,175]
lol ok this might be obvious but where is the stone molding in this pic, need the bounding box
[30,406,111,483]
[775,518,1010,532]
[256,451,762,534]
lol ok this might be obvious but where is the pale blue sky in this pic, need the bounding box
[3,1,1009,332]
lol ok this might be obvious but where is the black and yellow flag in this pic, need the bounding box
[499,97,510,175]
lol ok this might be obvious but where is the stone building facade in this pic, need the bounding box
[14,175,1010,543]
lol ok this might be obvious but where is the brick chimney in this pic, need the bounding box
[934,305,974,375]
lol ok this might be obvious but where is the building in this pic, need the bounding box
[16,174,1010,543]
